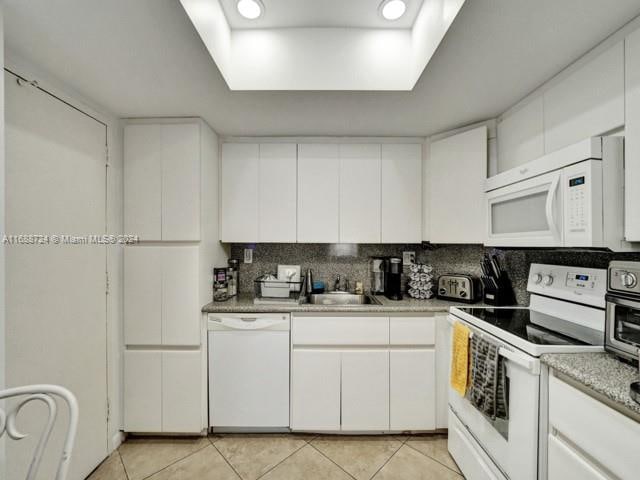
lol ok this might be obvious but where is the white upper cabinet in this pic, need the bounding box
[381,144,422,243]
[497,97,544,173]
[221,143,297,243]
[298,144,341,243]
[429,126,487,244]
[259,144,297,242]
[161,123,201,241]
[124,125,162,240]
[221,143,259,242]
[626,29,640,242]
[543,41,624,153]
[124,122,202,241]
[339,144,381,243]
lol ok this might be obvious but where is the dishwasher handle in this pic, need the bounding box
[208,315,290,331]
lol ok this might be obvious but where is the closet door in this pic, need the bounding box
[5,70,109,480]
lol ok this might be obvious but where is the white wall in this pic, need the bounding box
[0,4,6,476]
[4,51,125,452]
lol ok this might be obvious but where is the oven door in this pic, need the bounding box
[606,295,640,361]
[448,317,541,480]
[486,170,563,247]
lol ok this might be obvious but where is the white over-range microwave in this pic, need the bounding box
[485,136,638,251]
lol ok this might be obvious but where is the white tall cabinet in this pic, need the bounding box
[626,29,640,242]
[123,119,225,434]
[429,126,487,243]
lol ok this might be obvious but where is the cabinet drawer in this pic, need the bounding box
[292,315,389,345]
[549,374,640,480]
[390,316,435,345]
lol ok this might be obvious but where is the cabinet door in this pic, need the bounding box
[162,246,200,346]
[161,123,200,241]
[497,96,545,173]
[162,351,202,433]
[435,314,452,429]
[390,350,435,431]
[381,144,422,243]
[124,350,162,432]
[341,350,389,431]
[339,144,381,243]
[290,350,341,431]
[259,144,297,242]
[544,41,624,153]
[124,124,162,240]
[429,126,487,243]
[626,29,640,241]
[124,246,162,345]
[221,143,259,242]
[297,144,340,243]
[548,435,607,480]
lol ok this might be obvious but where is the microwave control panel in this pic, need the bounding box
[563,160,603,247]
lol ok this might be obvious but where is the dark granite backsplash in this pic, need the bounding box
[228,243,640,305]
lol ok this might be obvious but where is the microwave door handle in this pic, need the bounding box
[545,175,561,241]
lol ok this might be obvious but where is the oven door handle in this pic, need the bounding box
[499,347,541,375]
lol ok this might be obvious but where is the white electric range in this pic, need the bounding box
[447,263,607,480]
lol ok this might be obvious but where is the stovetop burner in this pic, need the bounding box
[457,307,604,347]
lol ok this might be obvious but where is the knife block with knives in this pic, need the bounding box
[480,254,515,306]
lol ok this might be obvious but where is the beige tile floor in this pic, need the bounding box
[87,433,464,480]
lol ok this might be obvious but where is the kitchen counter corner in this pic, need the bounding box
[541,352,640,419]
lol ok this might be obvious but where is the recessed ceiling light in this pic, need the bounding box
[380,0,407,21]
[237,0,263,20]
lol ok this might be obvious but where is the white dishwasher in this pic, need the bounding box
[208,313,290,431]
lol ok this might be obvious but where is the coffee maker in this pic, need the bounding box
[384,257,403,300]
[370,257,385,295]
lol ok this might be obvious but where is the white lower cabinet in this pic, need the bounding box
[124,349,203,433]
[162,351,202,433]
[291,314,439,432]
[547,373,640,480]
[390,350,435,431]
[548,435,606,480]
[342,351,389,431]
[124,350,162,432]
[290,350,341,431]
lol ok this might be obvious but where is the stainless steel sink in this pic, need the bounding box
[308,293,381,306]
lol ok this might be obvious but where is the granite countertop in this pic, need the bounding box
[202,293,493,314]
[541,352,640,419]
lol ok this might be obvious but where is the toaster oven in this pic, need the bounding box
[605,261,640,363]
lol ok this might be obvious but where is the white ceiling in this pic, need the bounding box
[4,0,640,137]
[218,0,425,29]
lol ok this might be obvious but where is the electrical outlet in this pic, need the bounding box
[244,248,253,264]
[403,251,416,265]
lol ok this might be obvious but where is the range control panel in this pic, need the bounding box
[527,263,607,308]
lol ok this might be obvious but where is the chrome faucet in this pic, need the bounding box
[334,275,349,292]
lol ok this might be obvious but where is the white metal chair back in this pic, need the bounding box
[0,384,79,480]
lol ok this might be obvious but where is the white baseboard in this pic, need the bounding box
[110,431,125,452]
